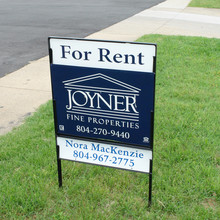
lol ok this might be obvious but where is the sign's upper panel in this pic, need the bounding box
[49,38,156,73]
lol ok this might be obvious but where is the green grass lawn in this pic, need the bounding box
[0,35,219,219]
[189,0,220,9]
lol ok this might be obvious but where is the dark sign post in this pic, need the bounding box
[48,37,156,206]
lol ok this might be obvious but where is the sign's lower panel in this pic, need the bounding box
[57,136,152,173]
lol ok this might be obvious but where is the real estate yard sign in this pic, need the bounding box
[49,37,156,205]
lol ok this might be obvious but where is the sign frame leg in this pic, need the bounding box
[56,144,62,187]
[53,99,63,187]
[148,159,153,207]
[148,110,154,207]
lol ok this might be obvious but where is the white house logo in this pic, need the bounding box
[63,73,141,122]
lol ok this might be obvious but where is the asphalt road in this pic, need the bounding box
[0,0,164,77]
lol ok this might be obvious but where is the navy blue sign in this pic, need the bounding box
[49,38,156,149]
[51,64,155,148]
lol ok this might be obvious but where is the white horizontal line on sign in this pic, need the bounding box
[64,86,139,95]
[70,105,139,116]
[67,110,139,121]
[57,136,152,173]
[67,108,139,119]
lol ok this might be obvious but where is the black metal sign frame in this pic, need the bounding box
[48,37,156,207]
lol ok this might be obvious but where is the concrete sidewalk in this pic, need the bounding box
[88,0,220,41]
[0,0,220,135]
